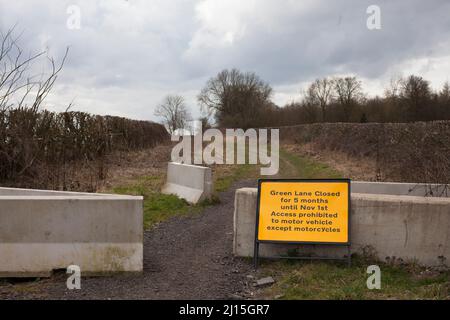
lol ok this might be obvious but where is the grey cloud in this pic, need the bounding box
[0,0,449,120]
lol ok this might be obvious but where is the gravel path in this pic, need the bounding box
[0,180,257,300]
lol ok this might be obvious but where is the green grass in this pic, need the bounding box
[213,146,341,192]
[261,256,450,300]
[214,163,260,192]
[109,158,255,229]
[142,193,193,229]
[111,175,199,229]
[278,148,341,179]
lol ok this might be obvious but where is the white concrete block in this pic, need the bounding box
[0,187,143,277]
[162,162,212,204]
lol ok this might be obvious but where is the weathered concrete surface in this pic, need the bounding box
[233,182,450,267]
[162,162,212,204]
[0,188,143,277]
[0,187,115,196]
[352,181,449,197]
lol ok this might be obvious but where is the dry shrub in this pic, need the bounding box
[280,121,450,184]
[0,108,169,190]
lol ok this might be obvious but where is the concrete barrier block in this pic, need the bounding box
[352,181,449,197]
[162,162,212,204]
[233,182,450,267]
[233,188,258,257]
[0,187,143,277]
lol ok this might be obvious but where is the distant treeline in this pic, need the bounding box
[198,70,450,128]
[269,75,450,126]
[0,108,169,189]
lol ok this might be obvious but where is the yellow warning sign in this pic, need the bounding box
[257,180,350,244]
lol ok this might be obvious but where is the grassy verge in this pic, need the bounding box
[212,145,341,191]
[111,175,210,229]
[214,163,260,192]
[259,256,449,300]
[278,148,341,178]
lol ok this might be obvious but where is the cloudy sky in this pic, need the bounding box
[1,0,449,121]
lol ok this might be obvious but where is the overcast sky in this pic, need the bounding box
[1,0,449,121]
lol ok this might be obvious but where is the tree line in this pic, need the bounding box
[156,69,450,131]
[276,74,450,125]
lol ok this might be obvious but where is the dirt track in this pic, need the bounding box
[0,180,257,300]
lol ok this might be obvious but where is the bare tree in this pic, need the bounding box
[440,81,450,101]
[154,94,191,134]
[0,26,68,112]
[380,76,404,122]
[399,75,432,121]
[0,26,69,183]
[307,77,333,122]
[384,76,402,99]
[198,68,272,128]
[333,76,364,121]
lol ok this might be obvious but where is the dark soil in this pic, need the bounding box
[0,180,257,300]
